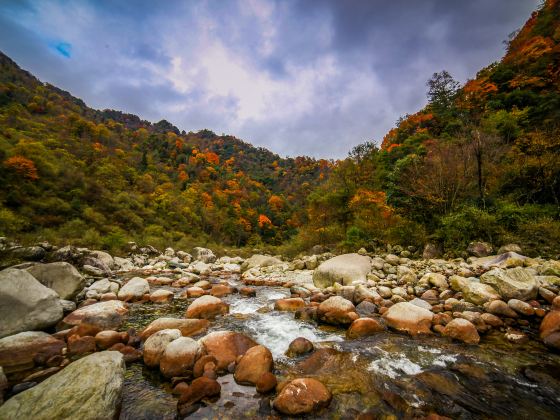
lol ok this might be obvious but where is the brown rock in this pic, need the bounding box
[442,318,480,344]
[239,287,256,297]
[346,317,385,339]
[480,313,503,327]
[62,300,128,331]
[95,330,128,350]
[0,332,64,374]
[143,329,182,368]
[508,299,535,316]
[193,355,218,378]
[198,331,257,371]
[177,377,221,415]
[172,382,189,395]
[286,337,314,357]
[184,287,206,298]
[256,372,277,393]
[67,334,97,355]
[160,337,203,378]
[274,297,306,311]
[273,378,331,415]
[149,289,174,303]
[22,367,61,383]
[140,318,209,340]
[382,301,433,335]
[234,345,273,385]
[485,300,518,318]
[119,345,143,363]
[540,310,560,350]
[210,284,235,298]
[185,295,228,319]
[317,296,359,325]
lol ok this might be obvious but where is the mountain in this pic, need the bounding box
[299,0,560,257]
[0,52,331,251]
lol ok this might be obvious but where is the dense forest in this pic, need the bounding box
[0,0,559,257]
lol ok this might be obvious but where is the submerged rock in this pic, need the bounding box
[0,331,64,374]
[177,376,221,416]
[273,378,332,415]
[312,253,371,288]
[0,351,125,420]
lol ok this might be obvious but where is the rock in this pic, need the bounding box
[186,295,229,319]
[177,377,221,416]
[117,277,149,302]
[193,355,218,378]
[59,299,76,313]
[160,337,203,378]
[82,265,105,277]
[210,284,235,297]
[198,331,257,371]
[95,330,128,350]
[423,243,442,259]
[149,289,174,303]
[508,299,535,316]
[467,241,493,257]
[62,300,128,331]
[382,301,433,335]
[192,247,217,264]
[88,278,116,294]
[191,261,211,275]
[0,331,64,374]
[274,297,305,311]
[475,252,528,269]
[540,260,560,277]
[540,310,560,350]
[354,284,382,304]
[346,317,385,339]
[442,318,480,344]
[317,296,359,325]
[89,250,115,269]
[83,256,112,276]
[113,256,134,272]
[449,275,500,306]
[312,253,371,288]
[241,254,282,272]
[67,334,96,355]
[0,367,6,403]
[25,262,85,300]
[485,300,518,318]
[481,268,538,301]
[184,287,206,298]
[143,329,182,368]
[286,337,314,357]
[256,372,277,393]
[356,300,378,317]
[0,269,63,338]
[0,351,125,420]
[9,246,46,261]
[234,345,274,385]
[410,297,433,311]
[498,244,522,254]
[140,318,209,340]
[273,378,332,415]
[481,312,503,327]
[420,273,448,290]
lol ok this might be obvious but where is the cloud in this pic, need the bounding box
[0,0,540,158]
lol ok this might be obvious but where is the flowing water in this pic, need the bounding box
[119,272,560,419]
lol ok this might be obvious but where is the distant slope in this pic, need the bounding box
[0,52,331,249]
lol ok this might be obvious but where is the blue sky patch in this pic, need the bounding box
[54,42,72,58]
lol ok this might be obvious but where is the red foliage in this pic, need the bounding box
[3,155,39,180]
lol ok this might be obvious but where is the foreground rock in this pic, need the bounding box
[160,337,203,378]
[0,351,125,420]
[346,317,386,339]
[143,329,182,368]
[140,318,209,340]
[317,296,359,325]
[177,377,221,416]
[273,378,332,415]
[0,269,63,338]
[442,318,480,344]
[286,337,314,357]
[62,300,128,331]
[234,345,273,385]
[0,331,64,374]
[312,253,371,288]
[118,277,150,302]
[449,276,500,306]
[480,268,538,301]
[382,301,433,335]
[186,295,228,319]
[26,262,85,300]
[199,331,257,371]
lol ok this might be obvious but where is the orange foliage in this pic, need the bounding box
[459,77,498,109]
[175,138,184,150]
[381,113,433,150]
[201,192,213,209]
[258,214,273,228]
[205,151,220,165]
[268,195,284,211]
[386,143,401,153]
[93,142,104,152]
[3,155,39,180]
[178,171,188,182]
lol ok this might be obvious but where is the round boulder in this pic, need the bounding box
[234,345,274,385]
[273,378,332,415]
[185,295,229,319]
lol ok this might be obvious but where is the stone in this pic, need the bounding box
[234,345,274,385]
[186,295,229,319]
[160,337,203,378]
[508,299,535,316]
[540,260,560,277]
[480,313,503,327]
[241,254,282,272]
[410,297,433,311]
[67,334,96,355]
[480,268,538,301]
[118,277,149,302]
[312,253,371,288]
[498,244,522,254]
[0,269,63,338]
[113,257,134,272]
[442,318,480,344]
[0,332,64,374]
[192,247,217,263]
[274,297,305,311]
[239,287,256,297]
[184,287,206,298]
[382,301,433,335]
[95,330,128,350]
[140,318,209,340]
[62,300,128,331]
[143,329,182,368]
[286,337,314,357]
[273,378,332,415]
[356,300,378,317]
[540,310,560,350]
[354,284,382,304]
[0,351,125,420]
[210,284,234,297]
[191,261,211,275]
[193,355,218,378]
[149,289,174,303]
[346,317,385,339]
[449,275,500,306]
[26,262,85,300]
[485,300,518,318]
[198,331,257,371]
[423,243,442,259]
[317,296,359,325]
[0,367,6,404]
[177,377,221,416]
[420,273,448,290]
[89,250,115,269]
[475,252,527,269]
[467,242,493,257]
[256,372,277,393]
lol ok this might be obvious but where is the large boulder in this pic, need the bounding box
[241,254,282,272]
[140,317,209,340]
[185,295,228,319]
[62,300,128,331]
[160,337,203,378]
[449,275,501,306]
[198,331,257,371]
[0,269,63,338]
[312,253,371,288]
[0,331,65,374]
[0,351,125,420]
[118,277,149,302]
[382,301,433,335]
[480,267,538,301]
[273,378,332,415]
[467,241,493,257]
[317,296,359,325]
[26,262,85,300]
[192,247,217,264]
[143,329,182,368]
[234,345,273,385]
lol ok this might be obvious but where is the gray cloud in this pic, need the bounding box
[0,0,540,158]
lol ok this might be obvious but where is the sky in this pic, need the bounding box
[0,0,540,159]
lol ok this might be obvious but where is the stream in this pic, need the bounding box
[118,272,560,419]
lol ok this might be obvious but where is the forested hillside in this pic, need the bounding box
[0,52,330,250]
[299,0,560,257]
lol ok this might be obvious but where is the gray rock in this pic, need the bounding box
[62,300,128,330]
[449,275,500,306]
[89,250,115,269]
[480,267,538,301]
[312,253,371,289]
[409,297,432,311]
[26,262,85,300]
[0,351,125,420]
[117,277,149,302]
[0,269,63,338]
[241,254,282,272]
[192,247,217,264]
[143,329,182,367]
[467,242,493,257]
[113,257,134,272]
